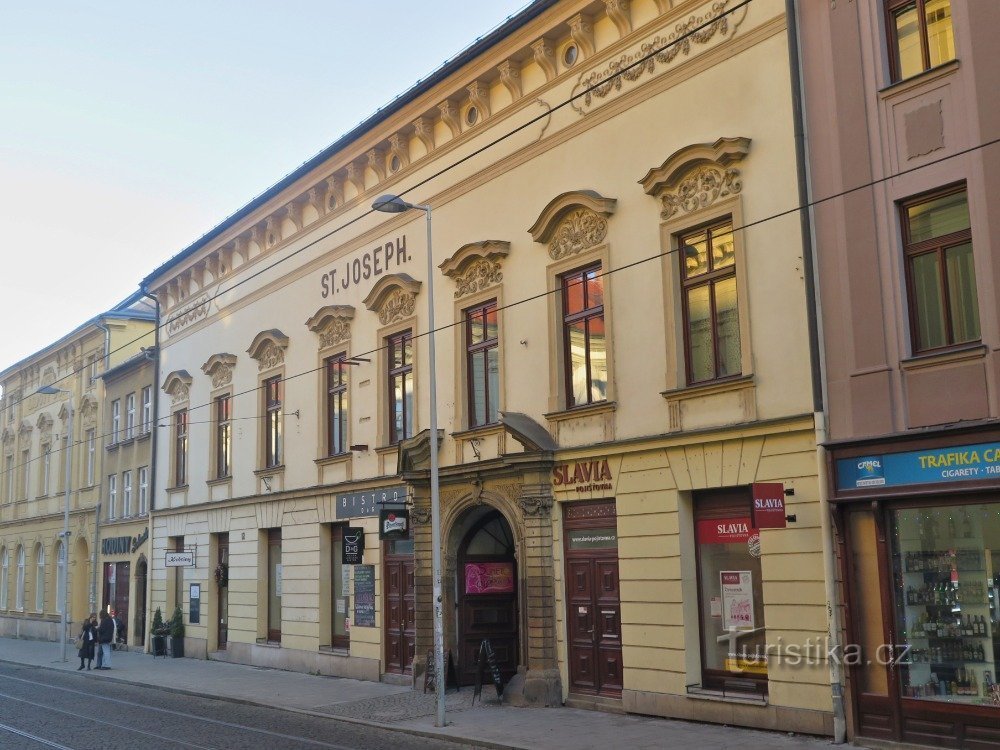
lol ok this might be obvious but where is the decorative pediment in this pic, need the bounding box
[439,241,510,299]
[201,354,238,389]
[397,428,445,475]
[79,394,99,426]
[36,412,53,437]
[247,330,289,371]
[528,190,617,260]
[17,419,33,437]
[639,137,751,219]
[363,274,422,326]
[162,370,193,405]
[1,426,14,444]
[305,305,355,349]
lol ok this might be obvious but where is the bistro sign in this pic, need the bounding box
[837,441,1000,490]
[101,527,149,556]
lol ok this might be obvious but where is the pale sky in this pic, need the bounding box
[0,0,529,369]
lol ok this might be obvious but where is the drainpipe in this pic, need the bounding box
[785,0,846,742]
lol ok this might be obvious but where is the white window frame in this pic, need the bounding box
[16,546,25,611]
[41,443,51,496]
[34,545,45,612]
[0,547,8,609]
[111,399,121,443]
[138,466,148,515]
[141,386,152,435]
[122,470,132,517]
[55,541,65,615]
[108,474,117,520]
[125,393,136,439]
[3,454,12,502]
[86,430,95,486]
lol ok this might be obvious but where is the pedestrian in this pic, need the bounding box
[77,614,97,670]
[96,610,114,670]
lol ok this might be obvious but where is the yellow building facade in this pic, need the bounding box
[142,0,832,734]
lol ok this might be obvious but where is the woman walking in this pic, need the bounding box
[77,613,97,670]
[96,610,114,670]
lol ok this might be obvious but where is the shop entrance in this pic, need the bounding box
[102,561,130,643]
[384,536,415,675]
[456,508,518,686]
[563,499,622,698]
[134,558,147,647]
[217,534,229,650]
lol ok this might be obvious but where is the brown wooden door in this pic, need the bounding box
[218,534,229,649]
[384,553,415,674]
[134,559,147,646]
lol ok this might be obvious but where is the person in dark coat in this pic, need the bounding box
[96,610,114,670]
[77,614,97,670]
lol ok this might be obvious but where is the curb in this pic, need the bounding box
[0,656,527,750]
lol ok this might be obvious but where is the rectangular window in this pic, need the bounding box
[122,470,132,517]
[263,377,282,468]
[20,449,29,500]
[465,300,500,427]
[86,429,95,486]
[387,330,413,444]
[4,455,13,503]
[111,399,121,443]
[680,220,741,384]
[138,466,148,515]
[174,410,188,486]
[35,546,44,612]
[41,444,51,496]
[107,474,117,520]
[267,528,282,643]
[330,525,350,648]
[125,393,135,439]
[215,394,232,478]
[561,265,607,407]
[141,386,152,435]
[903,187,978,353]
[887,0,956,81]
[326,356,349,456]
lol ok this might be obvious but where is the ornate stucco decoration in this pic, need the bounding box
[36,412,53,440]
[362,274,422,326]
[439,241,510,299]
[166,293,211,335]
[528,190,617,260]
[571,0,747,115]
[79,394,98,427]
[1,426,14,446]
[17,420,32,441]
[305,305,355,349]
[200,354,238,389]
[247,330,290,372]
[162,371,193,405]
[638,137,751,219]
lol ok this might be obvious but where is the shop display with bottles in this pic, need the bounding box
[891,505,1000,705]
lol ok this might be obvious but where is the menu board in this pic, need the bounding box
[353,565,376,627]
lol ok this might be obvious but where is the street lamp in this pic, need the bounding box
[372,194,445,727]
[37,384,73,662]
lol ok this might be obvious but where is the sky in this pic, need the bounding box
[0,0,529,370]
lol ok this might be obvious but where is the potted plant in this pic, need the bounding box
[168,605,185,658]
[150,607,168,657]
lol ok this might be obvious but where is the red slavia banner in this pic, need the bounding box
[751,482,786,529]
[696,516,755,545]
[465,562,515,595]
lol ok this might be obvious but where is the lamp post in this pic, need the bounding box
[372,194,445,727]
[37,384,73,662]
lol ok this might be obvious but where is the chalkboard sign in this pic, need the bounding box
[353,565,376,627]
[473,638,505,703]
[422,649,459,694]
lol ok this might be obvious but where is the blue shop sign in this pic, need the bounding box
[836,442,1000,490]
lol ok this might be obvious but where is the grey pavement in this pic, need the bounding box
[0,636,847,750]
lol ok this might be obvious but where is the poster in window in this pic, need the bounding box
[464,562,514,595]
[720,570,754,629]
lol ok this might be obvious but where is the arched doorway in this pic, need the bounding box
[71,537,90,625]
[455,508,518,686]
[133,557,147,647]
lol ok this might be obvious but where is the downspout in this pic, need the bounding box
[785,0,846,743]
[141,287,161,653]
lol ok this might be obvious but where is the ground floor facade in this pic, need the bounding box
[831,423,1000,749]
[97,517,150,648]
[148,414,834,734]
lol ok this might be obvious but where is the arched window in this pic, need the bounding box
[55,541,66,615]
[35,544,45,612]
[0,547,8,609]
[15,546,25,610]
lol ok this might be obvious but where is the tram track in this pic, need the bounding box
[0,721,77,750]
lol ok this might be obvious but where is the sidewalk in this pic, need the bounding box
[0,637,845,750]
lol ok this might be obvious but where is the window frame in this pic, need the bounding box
[325,355,349,457]
[885,0,956,82]
[107,473,117,520]
[85,429,96,486]
[138,466,148,515]
[111,399,121,443]
[0,547,8,610]
[465,299,500,428]
[125,393,135,440]
[901,184,977,354]
[263,376,283,469]
[215,393,232,479]
[34,544,45,612]
[40,443,51,497]
[20,448,29,500]
[173,409,188,487]
[15,545,25,611]
[122,469,132,517]
[560,264,608,409]
[55,541,65,615]
[386,330,414,445]
[141,386,152,435]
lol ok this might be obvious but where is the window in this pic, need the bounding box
[215,394,232,478]
[86,429,96,486]
[59,436,68,493]
[55,541,65,615]
[326,356,349,456]
[40,443,50,496]
[35,545,45,612]
[173,410,188,486]
[387,330,413,444]
[107,474,117,520]
[4,454,13,502]
[465,300,499,427]
[561,265,607,407]
[122,470,132,517]
[0,547,8,609]
[125,393,135,439]
[138,466,148,515]
[887,0,956,81]
[266,528,282,642]
[330,525,350,648]
[141,386,152,435]
[15,546,25,610]
[20,449,29,500]
[679,220,740,384]
[903,187,978,353]
[111,399,121,443]
[263,377,282,468]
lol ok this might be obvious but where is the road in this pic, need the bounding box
[0,661,487,750]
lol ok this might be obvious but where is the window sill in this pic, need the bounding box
[166,485,189,495]
[451,423,504,440]
[879,58,960,99]
[255,639,282,648]
[105,443,120,453]
[253,465,285,477]
[120,436,136,447]
[375,444,400,457]
[206,476,232,487]
[661,373,754,400]
[315,453,351,467]
[137,432,151,442]
[544,401,616,423]
[686,684,768,706]
[318,645,350,656]
[900,343,986,372]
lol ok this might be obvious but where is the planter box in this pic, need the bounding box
[151,634,167,657]
[169,636,184,658]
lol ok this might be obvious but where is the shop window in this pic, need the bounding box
[387,330,413,444]
[267,528,282,642]
[694,488,767,694]
[173,410,188,487]
[886,0,956,82]
[215,394,232,478]
[465,300,499,427]
[263,377,282,468]
[325,355,349,456]
[330,525,349,648]
[561,264,607,408]
[891,504,1000,705]
[902,186,978,353]
[679,219,740,384]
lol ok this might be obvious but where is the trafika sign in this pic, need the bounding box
[751,482,786,529]
[552,459,613,492]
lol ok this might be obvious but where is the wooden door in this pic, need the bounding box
[218,534,229,649]
[267,529,281,643]
[114,562,130,641]
[134,559,147,646]
[384,553,415,674]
